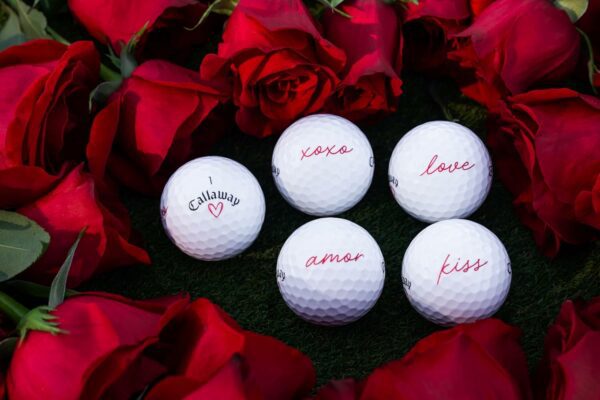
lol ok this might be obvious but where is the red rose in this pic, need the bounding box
[7,292,189,400]
[450,0,580,109]
[322,0,402,122]
[147,298,316,399]
[401,0,471,74]
[200,0,345,137]
[488,88,600,257]
[18,166,150,286]
[537,298,600,400]
[68,0,215,61]
[0,40,99,209]
[315,319,531,399]
[87,60,229,195]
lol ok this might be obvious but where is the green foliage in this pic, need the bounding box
[185,0,239,32]
[48,228,85,308]
[0,0,49,50]
[554,0,589,22]
[0,211,50,282]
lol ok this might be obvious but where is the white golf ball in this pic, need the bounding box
[272,114,374,216]
[277,218,385,326]
[388,121,492,222]
[160,156,265,261]
[402,219,511,326]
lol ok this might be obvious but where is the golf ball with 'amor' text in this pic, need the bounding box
[272,114,374,216]
[277,218,385,326]
[160,156,265,261]
[388,121,492,222]
[402,219,511,326]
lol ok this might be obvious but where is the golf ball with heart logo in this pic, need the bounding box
[402,219,511,326]
[277,218,385,326]
[388,121,492,223]
[160,156,265,261]
[272,114,374,216]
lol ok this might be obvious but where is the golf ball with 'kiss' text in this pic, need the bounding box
[388,121,492,223]
[277,218,385,326]
[272,114,374,216]
[160,156,265,261]
[402,219,511,326]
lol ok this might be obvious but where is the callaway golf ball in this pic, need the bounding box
[160,156,265,261]
[402,219,511,326]
[277,218,385,326]
[388,121,492,222]
[272,114,374,216]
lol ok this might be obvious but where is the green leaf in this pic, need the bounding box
[33,0,67,15]
[119,22,148,78]
[185,0,238,31]
[5,0,49,40]
[0,211,50,282]
[48,228,85,308]
[89,79,122,110]
[554,0,588,22]
[4,280,78,299]
[576,28,599,95]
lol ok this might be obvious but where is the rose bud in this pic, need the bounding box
[401,0,472,74]
[537,297,600,400]
[7,292,189,400]
[200,0,346,137]
[450,0,580,109]
[322,0,403,122]
[488,88,600,257]
[68,0,218,61]
[315,319,532,399]
[0,40,99,209]
[18,166,150,287]
[147,298,316,399]
[87,60,229,195]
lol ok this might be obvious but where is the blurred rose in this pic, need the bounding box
[87,60,229,195]
[322,0,402,122]
[488,88,600,257]
[200,0,345,137]
[68,0,216,61]
[314,319,532,399]
[18,166,150,286]
[401,0,471,74]
[7,292,189,400]
[450,0,580,109]
[0,40,99,208]
[537,297,600,400]
[147,298,316,399]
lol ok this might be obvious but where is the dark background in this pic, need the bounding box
[82,72,600,386]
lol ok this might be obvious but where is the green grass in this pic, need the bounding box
[83,74,600,388]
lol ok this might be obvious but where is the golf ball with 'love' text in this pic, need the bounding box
[388,121,492,223]
[402,219,511,326]
[272,114,374,216]
[277,218,385,326]
[160,156,265,261]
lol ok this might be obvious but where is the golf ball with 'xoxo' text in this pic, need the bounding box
[272,114,374,216]
[402,219,511,326]
[388,121,492,222]
[160,156,265,261]
[277,218,385,326]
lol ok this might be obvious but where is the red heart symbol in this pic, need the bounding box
[208,202,224,218]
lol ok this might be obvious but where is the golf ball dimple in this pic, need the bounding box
[388,121,492,223]
[272,114,374,216]
[160,156,265,261]
[402,219,511,326]
[277,218,385,326]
